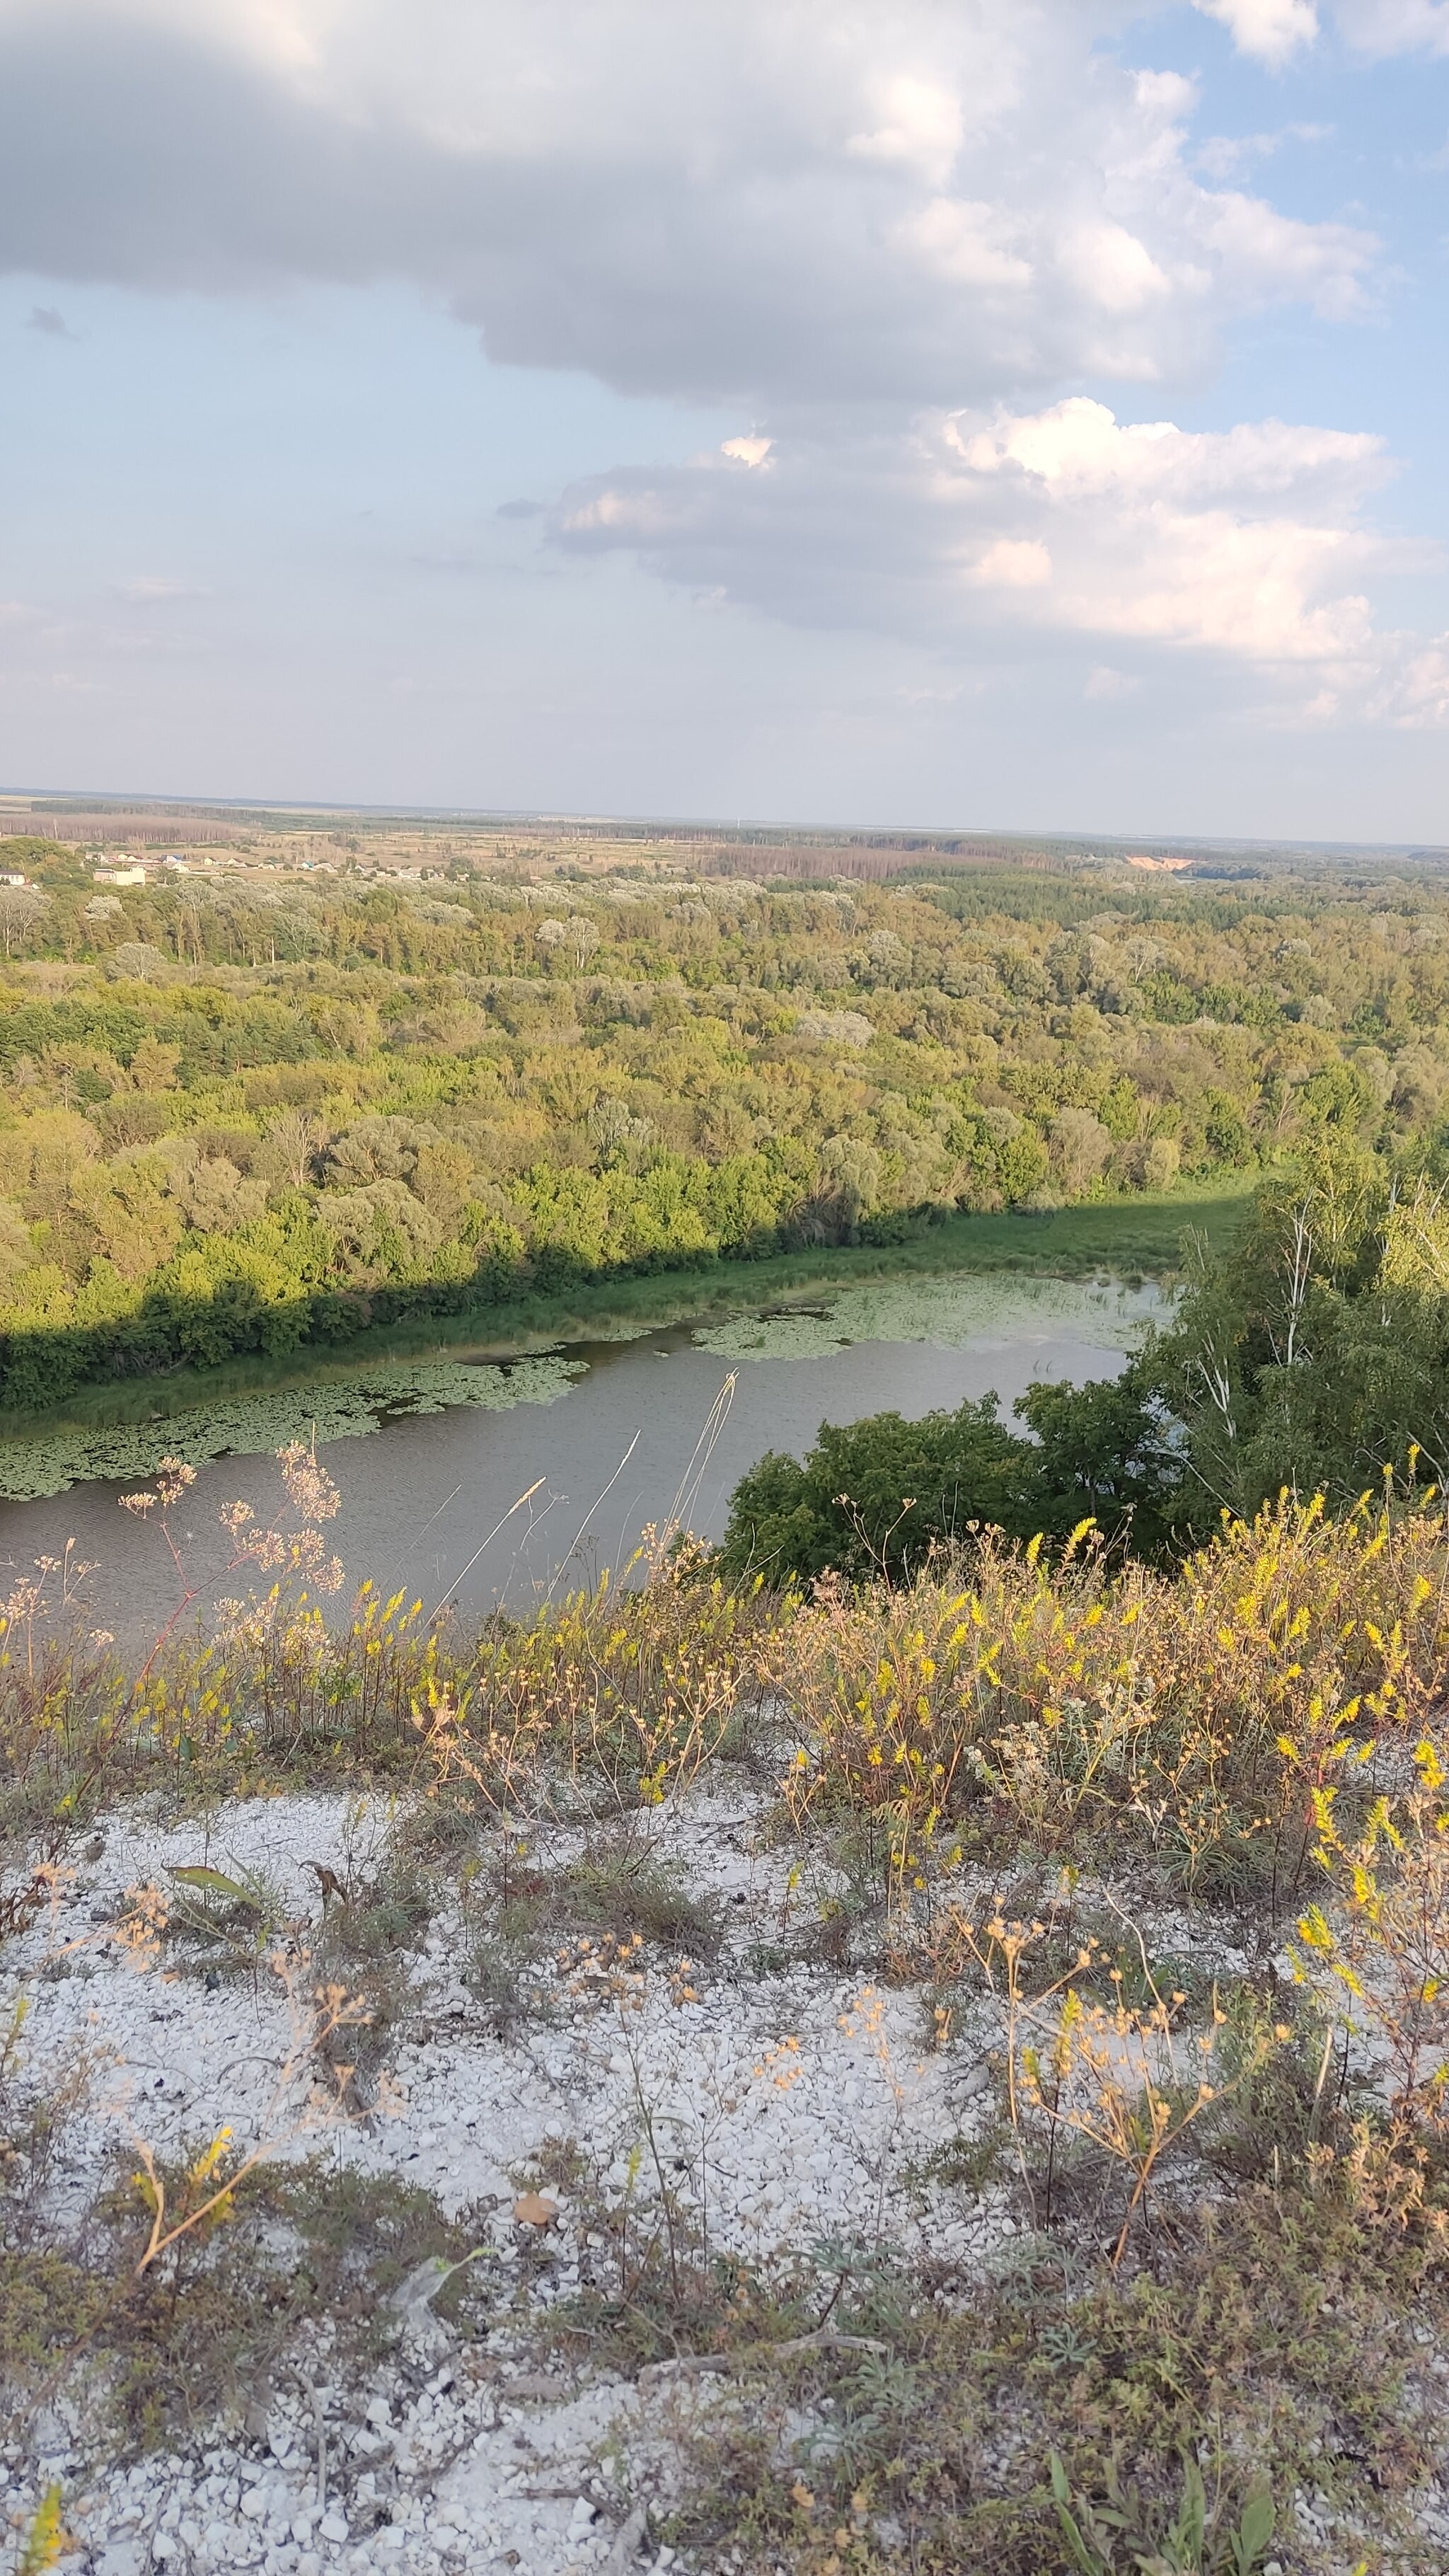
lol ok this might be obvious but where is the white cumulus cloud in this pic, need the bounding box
[555,399,1434,707]
[1330,0,1449,51]
[1193,0,1321,61]
[971,538,1055,589]
[0,0,1437,749]
[848,75,964,186]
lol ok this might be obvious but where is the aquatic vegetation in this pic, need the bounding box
[0,1273,1158,1503]
[0,1354,584,1500]
[691,1270,1160,1363]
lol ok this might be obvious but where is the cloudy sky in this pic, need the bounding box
[2,0,1449,838]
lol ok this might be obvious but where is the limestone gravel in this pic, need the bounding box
[1,1779,1000,2575]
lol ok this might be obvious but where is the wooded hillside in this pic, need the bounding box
[1,840,1441,1408]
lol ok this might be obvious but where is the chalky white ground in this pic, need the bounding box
[1,1782,1003,2576]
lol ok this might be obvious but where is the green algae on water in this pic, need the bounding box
[690,1271,1162,1364]
[0,1356,586,1502]
[0,1271,1166,1503]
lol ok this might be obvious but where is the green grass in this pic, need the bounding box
[0,1180,1250,1450]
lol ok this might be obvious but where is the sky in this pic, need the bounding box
[1,0,1448,840]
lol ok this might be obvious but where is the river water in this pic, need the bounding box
[0,1272,1158,1643]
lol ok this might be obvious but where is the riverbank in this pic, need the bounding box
[0,1182,1247,1450]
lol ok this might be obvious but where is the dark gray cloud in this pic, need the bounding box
[0,6,1377,411]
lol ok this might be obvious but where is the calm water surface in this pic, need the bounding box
[0,1274,1158,1642]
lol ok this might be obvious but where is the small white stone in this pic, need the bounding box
[96,2547,145,2576]
[318,2513,350,2546]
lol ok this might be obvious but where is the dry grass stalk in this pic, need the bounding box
[120,1948,372,2275]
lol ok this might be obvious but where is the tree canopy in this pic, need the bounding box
[4,845,1449,1412]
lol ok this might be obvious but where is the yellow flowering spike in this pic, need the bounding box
[1295,1905,1335,1955]
[18,2485,65,2576]
[187,2126,235,2190]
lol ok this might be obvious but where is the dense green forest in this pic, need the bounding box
[2,834,1447,1416]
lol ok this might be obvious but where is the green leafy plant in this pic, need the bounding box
[1049,2451,1274,2576]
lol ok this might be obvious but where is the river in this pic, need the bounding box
[0,1271,1158,1644]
